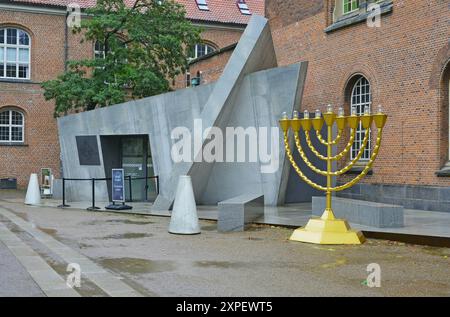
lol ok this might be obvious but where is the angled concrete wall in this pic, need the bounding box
[153,15,278,210]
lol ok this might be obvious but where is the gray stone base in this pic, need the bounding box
[337,183,450,213]
[218,194,264,232]
[312,196,404,228]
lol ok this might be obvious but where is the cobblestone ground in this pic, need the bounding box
[0,193,449,297]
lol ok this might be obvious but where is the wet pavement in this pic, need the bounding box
[0,196,449,296]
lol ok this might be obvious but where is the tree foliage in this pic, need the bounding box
[42,0,200,116]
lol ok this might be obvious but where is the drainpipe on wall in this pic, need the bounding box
[64,10,69,71]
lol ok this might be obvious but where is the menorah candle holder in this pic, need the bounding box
[279,105,387,245]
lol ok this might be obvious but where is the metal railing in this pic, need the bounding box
[58,175,159,211]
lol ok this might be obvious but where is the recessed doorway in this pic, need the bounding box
[101,135,156,202]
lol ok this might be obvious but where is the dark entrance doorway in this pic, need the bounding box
[100,135,156,202]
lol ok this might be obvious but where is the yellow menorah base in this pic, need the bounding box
[290,217,365,245]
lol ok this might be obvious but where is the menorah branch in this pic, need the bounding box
[330,127,383,192]
[283,132,327,191]
[294,132,328,176]
[304,129,356,162]
[316,129,342,146]
[333,128,370,175]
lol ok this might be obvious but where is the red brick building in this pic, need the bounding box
[266,0,450,211]
[0,0,263,188]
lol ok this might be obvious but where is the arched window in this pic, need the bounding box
[0,109,25,143]
[190,43,216,59]
[0,28,31,79]
[350,76,371,160]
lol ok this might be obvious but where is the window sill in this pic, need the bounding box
[0,143,28,147]
[325,1,393,33]
[0,78,34,84]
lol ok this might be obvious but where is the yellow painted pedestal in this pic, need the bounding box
[290,216,365,245]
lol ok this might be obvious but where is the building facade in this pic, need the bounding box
[0,0,263,188]
[266,0,450,211]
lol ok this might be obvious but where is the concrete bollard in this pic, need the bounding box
[168,175,200,235]
[25,173,41,206]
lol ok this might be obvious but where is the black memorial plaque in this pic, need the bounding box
[76,136,101,166]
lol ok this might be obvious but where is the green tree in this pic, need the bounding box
[43,0,200,116]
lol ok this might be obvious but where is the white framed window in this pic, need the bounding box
[94,41,106,59]
[237,0,251,15]
[195,0,209,11]
[190,43,216,59]
[0,109,25,143]
[350,76,371,160]
[0,28,31,80]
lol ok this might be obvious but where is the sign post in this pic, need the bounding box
[105,169,132,210]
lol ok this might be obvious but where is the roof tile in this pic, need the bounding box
[11,0,264,25]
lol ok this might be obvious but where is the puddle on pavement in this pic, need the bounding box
[421,246,450,258]
[82,219,154,226]
[246,237,264,241]
[78,242,94,249]
[45,258,108,297]
[37,226,58,237]
[14,211,29,221]
[107,219,154,225]
[194,261,247,269]
[201,225,217,231]
[98,233,153,240]
[245,225,267,232]
[99,257,176,274]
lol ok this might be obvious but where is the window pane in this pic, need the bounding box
[19,48,29,63]
[18,30,29,45]
[6,64,16,77]
[0,29,4,44]
[11,127,23,141]
[7,48,16,62]
[0,126,9,141]
[0,64,4,77]
[197,44,206,57]
[11,111,23,125]
[0,111,9,125]
[7,29,17,45]
[18,65,29,78]
[350,77,371,160]
[0,48,4,61]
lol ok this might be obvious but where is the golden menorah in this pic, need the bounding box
[280,105,387,245]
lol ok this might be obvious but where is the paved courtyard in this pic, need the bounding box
[0,195,449,297]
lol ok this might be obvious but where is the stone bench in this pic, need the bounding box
[218,194,264,232]
[312,196,404,228]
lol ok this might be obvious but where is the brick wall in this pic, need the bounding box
[173,26,243,89]
[0,9,97,188]
[0,10,67,187]
[187,48,234,86]
[266,0,450,188]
